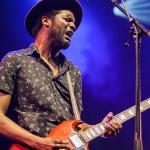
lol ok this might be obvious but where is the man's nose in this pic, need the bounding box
[69,22,76,32]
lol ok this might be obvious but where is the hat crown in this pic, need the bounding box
[25,0,83,36]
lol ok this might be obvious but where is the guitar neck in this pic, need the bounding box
[80,98,150,142]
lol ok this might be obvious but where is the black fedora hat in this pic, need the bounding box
[25,0,83,37]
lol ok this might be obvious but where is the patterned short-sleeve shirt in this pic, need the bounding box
[0,44,82,137]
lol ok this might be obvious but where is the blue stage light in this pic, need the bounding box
[113,0,150,25]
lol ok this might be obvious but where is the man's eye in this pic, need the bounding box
[63,17,70,22]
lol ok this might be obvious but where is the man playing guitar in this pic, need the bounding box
[0,0,122,149]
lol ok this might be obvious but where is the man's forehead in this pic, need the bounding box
[56,10,75,17]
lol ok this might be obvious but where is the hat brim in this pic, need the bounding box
[25,0,83,37]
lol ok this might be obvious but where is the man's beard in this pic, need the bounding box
[50,26,71,50]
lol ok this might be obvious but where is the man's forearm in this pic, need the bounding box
[0,113,41,147]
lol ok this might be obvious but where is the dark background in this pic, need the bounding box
[0,0,150,150]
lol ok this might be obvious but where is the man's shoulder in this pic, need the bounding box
[6,48,25,56]
[67,60,81,75]
[1,45,34,61]
[0,47,34,68]
[1,49,25,62]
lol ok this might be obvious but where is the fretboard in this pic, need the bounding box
[80,98,150,142]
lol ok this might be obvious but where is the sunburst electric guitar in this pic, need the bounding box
[9,98,150,150]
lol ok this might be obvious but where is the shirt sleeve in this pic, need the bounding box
[0,52,18,94]
[74,69,83,114]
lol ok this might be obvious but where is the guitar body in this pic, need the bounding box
[9,120,88,150]
[8,98,150,150]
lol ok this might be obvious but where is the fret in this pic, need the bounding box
[141,100,150,112]
[140,106,143,111]
[128,109,134,116]
[88,128,97,137]
[143,102,149,110]
[125,110,133,119]
[124,109,134,120]
[115,113,126,123]
[113,115,122,124]
[97,124,105,132]
[143,100,150,109]
[81,132,90,142]
[112,116,121,124]
[140,103,145,110]
[146,99,150,105]
[125,109,134,118]
[84,130,93,140]
[130,107,135,114]
[114,98,150,124]
[114,108,134,124]
[143,104,147,110]
[79,98,150,143]
[143,101,149,107]
[119,114,126,120]
[94,125,103,134]
[85,125,104,142]
[100,124,105,131]
[94,124,104,135]
[80,132,88,142]
[80,124,104,143]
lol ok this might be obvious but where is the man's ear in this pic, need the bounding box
[41,16,51,28]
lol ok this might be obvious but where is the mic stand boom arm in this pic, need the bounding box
[111,1,150,150]
[111,0,150,37]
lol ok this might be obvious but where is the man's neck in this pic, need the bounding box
[34,36,60,76]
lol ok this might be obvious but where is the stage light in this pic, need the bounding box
[113,0,150,25]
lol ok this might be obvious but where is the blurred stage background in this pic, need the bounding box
[0,0,150,149]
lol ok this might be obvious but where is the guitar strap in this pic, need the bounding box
[35,48,81,120]
[66,71,81,120]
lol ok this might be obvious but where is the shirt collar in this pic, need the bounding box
[25,43,71,78]
[25,43,39,56]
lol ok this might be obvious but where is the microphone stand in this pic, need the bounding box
[111,1,150,150]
